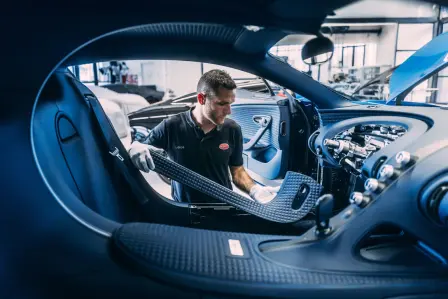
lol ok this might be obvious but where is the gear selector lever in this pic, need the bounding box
[315,194,334,237]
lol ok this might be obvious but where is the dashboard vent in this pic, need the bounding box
[427,185,448,225]
[420,174,448,227]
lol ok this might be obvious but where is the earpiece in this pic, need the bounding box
[198,93,206,105]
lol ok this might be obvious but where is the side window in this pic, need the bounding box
[204,63,279,96]
[70,60,283,109]
[172,96,197,105]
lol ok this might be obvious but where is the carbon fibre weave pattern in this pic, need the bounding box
[149,149,322,223]
[121,23,244,44]
[113,223,445,287]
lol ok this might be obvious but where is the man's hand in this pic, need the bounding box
[249,185,281,204]
[127,142,162,173]
[230,165,281,204]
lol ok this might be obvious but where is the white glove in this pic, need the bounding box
[249,185,281,204]
[127,142,163,173]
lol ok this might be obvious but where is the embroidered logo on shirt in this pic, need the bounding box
[174,145,185,150]
[219,143,229,150]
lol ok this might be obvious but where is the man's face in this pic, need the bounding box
[204,87,235,125]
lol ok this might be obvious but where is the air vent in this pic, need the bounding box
[420,175,448,227]
[427,185,448,226]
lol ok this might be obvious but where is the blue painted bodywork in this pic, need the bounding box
[357,99,440,107]
[293,33,448,108]
[336,32,448,107]
[387,32,448,104]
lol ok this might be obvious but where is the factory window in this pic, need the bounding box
[395,23,433,65]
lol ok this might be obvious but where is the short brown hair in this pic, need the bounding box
[197,69,236,97]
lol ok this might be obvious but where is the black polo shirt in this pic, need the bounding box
[144,107,244,203]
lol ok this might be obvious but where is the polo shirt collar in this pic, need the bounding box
[186,107,199,129]
[187,107,223,133]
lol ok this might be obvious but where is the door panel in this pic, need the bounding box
[128,99,293,181]
[230,102,290,180]
[231,105,281,149]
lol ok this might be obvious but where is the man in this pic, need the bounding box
[127,69,279,204]
[120,62,129,84]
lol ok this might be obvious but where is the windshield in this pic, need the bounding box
[350,65,448,103]
[269,22,448,105]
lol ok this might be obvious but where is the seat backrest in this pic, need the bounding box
[33,69,141,223]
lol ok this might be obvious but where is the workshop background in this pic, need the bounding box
[70,0,448,106]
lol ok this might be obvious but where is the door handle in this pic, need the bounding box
[243,115,272,151]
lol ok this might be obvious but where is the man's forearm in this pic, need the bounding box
[231,166,256,194]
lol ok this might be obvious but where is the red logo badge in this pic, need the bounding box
[219,143,229,150]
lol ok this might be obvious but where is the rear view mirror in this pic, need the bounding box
[302,36,334,65]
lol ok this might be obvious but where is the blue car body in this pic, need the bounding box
[388,32,448,105]
[325,32,448,107]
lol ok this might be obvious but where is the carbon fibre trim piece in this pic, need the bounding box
[112,223,448,298]
[149,149,322,223]
[119,23,244,44]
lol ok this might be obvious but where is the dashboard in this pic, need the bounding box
[291,104,448,271]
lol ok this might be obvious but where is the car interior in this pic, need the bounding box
[7,1,448,298]
[127,75,318,189]
[34,64,321,235]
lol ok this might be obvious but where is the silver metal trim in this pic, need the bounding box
[365,178,380,192]
[396,151,411,165]
[350,192,364,206]
[378,164,395,179]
